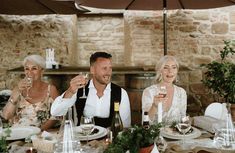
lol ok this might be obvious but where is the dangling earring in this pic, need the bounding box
[175,75,179,83]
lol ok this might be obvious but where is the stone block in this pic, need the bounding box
[230,11,235,24]
[193,12,209,20]
[179,25,197,32]
[211,23,228,34]
[189,83,209,95]
[189,70,203,83]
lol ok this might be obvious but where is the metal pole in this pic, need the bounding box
[163,0,167,55]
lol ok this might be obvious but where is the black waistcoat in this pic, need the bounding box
[75,81,121,128]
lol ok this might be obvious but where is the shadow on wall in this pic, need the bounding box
[187,93,204,116]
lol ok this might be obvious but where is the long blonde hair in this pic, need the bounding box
[155,55,179,83]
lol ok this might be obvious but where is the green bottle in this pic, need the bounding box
[111,102,123,140]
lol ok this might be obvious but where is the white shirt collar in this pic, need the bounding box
[88,79,111,91]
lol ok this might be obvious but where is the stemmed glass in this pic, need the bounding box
[79,72,88,99]
[155,135,167,153]
[25,77,33,99]
[80,116,95,143]
[176,116,191,149]
[159,86,167,98]
[157,85,167,123]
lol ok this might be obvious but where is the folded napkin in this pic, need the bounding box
[193,116,225,133]
[164,143,223,153]
[32,131,57,153]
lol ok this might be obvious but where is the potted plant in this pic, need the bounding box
[104,123,162,153]
[202,40,235,119]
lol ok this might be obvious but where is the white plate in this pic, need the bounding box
[2,126,41,141]
[161,126,201,140]
[73,125,107,141]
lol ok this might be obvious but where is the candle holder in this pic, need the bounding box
[25,147,37,153]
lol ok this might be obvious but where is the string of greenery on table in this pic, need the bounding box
[0,125,11,153]
[104,123,162,153]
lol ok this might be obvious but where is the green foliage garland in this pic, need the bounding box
[104,123,162,153]
[0,127,11,152]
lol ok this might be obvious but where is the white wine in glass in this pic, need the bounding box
[80,73,88,99]
[25,77,33,99]
[159,86,167,98]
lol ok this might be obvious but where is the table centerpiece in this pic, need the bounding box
[104,123,162,153]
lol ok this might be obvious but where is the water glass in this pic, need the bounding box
[176,116,191,149]
[155,136,167,153]
[80,116,95,143]
[213,128,235,149]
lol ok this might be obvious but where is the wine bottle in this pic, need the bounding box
[143,111,150,129]
[111,102,123,140]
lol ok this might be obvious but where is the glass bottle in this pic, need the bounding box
[111,102,123,140]
[0,118,3,133]
[143,111,150,129]
[222,103,235,148]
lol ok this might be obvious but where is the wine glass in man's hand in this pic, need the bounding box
[79,72,88,99]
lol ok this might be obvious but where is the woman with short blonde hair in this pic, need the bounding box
[3,54,59,130]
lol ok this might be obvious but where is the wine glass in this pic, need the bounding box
[80,116,95,144]
[157,85,167,123]
[79,72,88,99]
[176,116,191,149]
[159,86,167,98]
[155,135,167,153]
[25,77,33,99]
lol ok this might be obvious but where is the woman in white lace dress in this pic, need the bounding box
[142,55,187,124]
[2,55,59,130]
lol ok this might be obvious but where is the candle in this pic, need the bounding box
[158,102,163,123]
[25,147,37,153]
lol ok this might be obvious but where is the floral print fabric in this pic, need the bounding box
[11,85,53,127]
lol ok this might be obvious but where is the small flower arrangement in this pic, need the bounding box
[104,123,162,153]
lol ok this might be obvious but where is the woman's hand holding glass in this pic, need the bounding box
[153,86,168,107]
[17,76,33,99]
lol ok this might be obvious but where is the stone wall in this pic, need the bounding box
[1,6,235,114]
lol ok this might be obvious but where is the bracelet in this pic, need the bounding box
[8,98,17,106]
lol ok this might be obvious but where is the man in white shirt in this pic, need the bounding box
[51,52,131,128]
